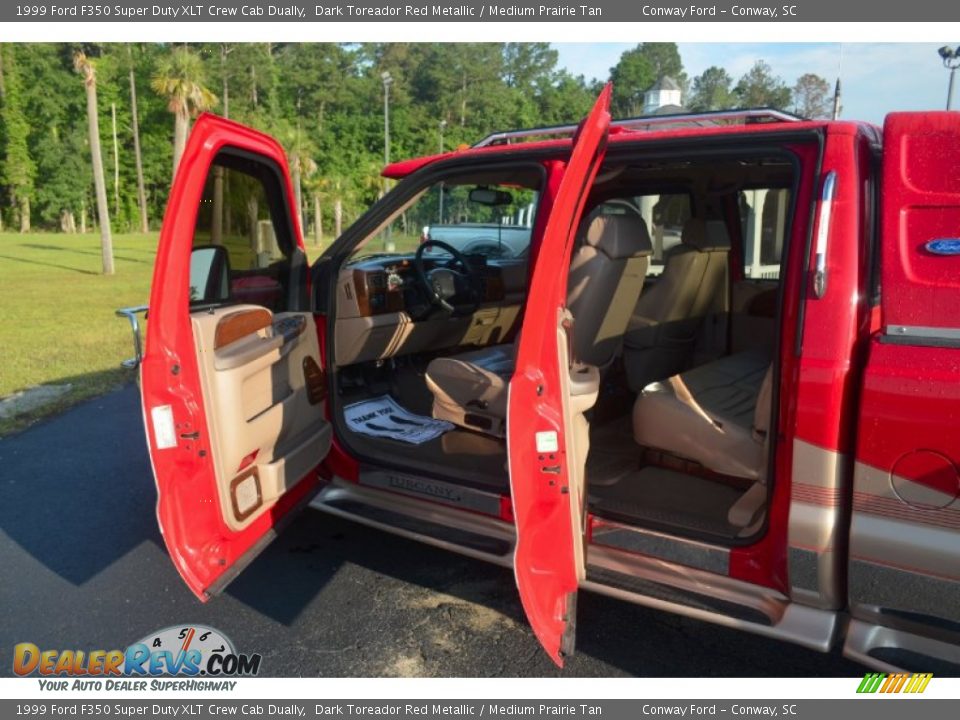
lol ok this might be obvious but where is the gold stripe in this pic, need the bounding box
[904,674,920,693]
[918,673,933,693]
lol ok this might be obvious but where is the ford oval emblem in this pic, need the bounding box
[926,238,960,255]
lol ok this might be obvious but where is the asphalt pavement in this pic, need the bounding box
[0,385,864,677]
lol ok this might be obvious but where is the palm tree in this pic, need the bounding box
[74,51,114,275]
[151,47,217,180]
[128,46,149,233]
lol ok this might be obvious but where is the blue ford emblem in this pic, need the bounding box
[926,238,960,255]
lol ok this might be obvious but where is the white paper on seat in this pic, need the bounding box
[344,395,454,445]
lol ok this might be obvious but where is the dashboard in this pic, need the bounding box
[334,253,527,367]
[348,254,506,317]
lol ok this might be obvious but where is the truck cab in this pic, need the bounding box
[128,87,960,673]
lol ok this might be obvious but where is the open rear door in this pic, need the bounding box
[844,113,960,671]
[142,115,332,599]
[508,85,611,666]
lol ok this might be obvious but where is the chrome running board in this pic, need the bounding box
[583,544,838,653]
[844,618,960,674]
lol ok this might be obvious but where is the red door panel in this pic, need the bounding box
[508,85,611,667]
[846,113,960,655]
[142,114,323,599]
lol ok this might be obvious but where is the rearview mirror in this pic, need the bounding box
[189,245,231,304]
[469,187,513,207]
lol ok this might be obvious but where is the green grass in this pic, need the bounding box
[0,229,425,436]
[0,232,157,435]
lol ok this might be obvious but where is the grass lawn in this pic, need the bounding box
[0,229,422,436]
[0,232,157,435]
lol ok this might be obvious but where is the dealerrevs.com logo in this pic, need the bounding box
[13,625,261,688]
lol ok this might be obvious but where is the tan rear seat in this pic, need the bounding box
[632,351,772,480]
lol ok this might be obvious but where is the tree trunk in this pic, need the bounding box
[129,64,149,233]
[313,193,322,247]
[220,44,230,119]
[172,108,188,180]
[60,210,77,233]
[19,195,30,233]
[334,198,342,238]
[84,79,114,274]
[81,201,87,234]
[211,165,224,245]
[111,102,120,218]
[291,154,303,233]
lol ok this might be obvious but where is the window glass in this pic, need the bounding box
[352,177,539,263]
[191,158,295,312]
[738,187,791,280]
[617,193,692,276]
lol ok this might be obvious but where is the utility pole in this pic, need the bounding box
[938,46,960,110]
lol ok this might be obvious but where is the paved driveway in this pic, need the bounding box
[0,386,863,677]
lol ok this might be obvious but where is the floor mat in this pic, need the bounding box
[343,395,454,445]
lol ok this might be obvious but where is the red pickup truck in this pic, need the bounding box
[122,86,960,673]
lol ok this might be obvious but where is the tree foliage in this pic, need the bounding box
[792,73,832,119]
[609,43,686,117]
[687,66,734,112]
[0,43,603,233]
[733,60,792,110]
[1,45,36,231]
[0,43,829,235]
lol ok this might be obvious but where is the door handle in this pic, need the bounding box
[813,171,836,299]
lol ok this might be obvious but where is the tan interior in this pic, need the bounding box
[566,213,653,368]
[730,280,778,355]
[424,212,653,436]
[192,305,332,531]
[631,350,772,481]
[623,218,731,391]
[333,261,527,367]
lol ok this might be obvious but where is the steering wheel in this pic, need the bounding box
[413,240,483,316]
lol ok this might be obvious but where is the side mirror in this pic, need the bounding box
[469,187,513,207]
[189,245,231,304]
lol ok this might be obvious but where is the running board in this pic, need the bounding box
[311,478,515,565]
[583,544,838,653]
[313,477,839,656]
[844,618,960,674]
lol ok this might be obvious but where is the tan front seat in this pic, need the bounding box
[623,218,730,392]
[631,351,772,480]
[425,212,653,436]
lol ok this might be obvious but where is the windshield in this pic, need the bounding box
[349,174,540,264]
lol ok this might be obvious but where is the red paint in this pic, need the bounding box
[382,120,836,180]
[880,113,960,328]
[142,114,319,600]
[508,84,612,667]
[855,113,960,494]
[728,140,822,592]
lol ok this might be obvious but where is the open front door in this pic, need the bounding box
[142,115,332,600]
[508,86,611,666]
